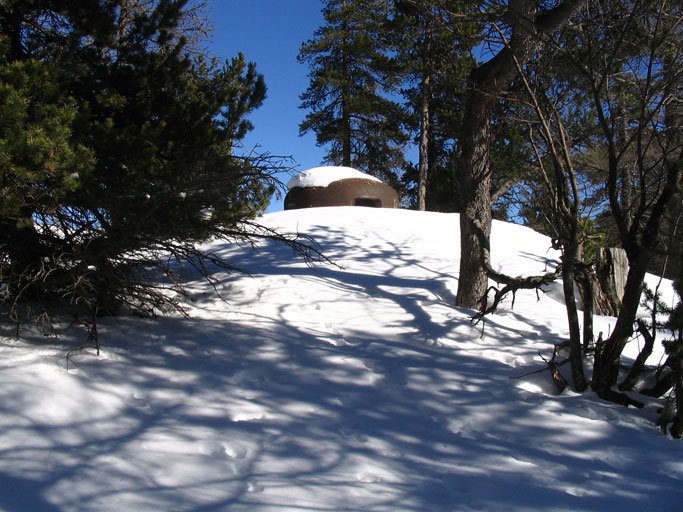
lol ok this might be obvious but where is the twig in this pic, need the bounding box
[510,356,570,379]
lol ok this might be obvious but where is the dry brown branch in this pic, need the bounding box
[540,341,569,393]
[470,218,561,323]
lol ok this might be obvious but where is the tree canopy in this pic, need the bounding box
[0,0,303,330]
[298,0,409,190]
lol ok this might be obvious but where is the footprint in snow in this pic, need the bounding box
[199,441,247,460]
[415,479,453,501]
[224,443,248,459]
[338,425,367,443]
[356,472,383,483]
[324,336,346,347]
[363,360,383,373]
[364,361,407,387]
[125,393,153,412]
[247,480,264,493]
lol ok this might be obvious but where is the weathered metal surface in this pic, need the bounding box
[284,178,399,210]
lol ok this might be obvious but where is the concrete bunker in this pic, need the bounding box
[284,166,399,210]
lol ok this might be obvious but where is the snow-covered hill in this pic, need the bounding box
[1,207,681,511]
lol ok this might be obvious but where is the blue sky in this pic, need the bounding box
[208,1,327,212]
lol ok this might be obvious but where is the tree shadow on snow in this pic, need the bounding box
[1,223,682,511]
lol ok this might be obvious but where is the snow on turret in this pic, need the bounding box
[284,166,397,210]
[286,166,381,189]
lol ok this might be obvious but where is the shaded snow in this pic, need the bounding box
[0,207,681,512]
[286,165,381,189]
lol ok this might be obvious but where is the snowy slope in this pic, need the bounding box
[1,207,681,512]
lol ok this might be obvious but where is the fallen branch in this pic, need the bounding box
[510,354,570,379]
[511,341,570,394]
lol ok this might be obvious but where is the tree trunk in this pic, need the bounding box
[593,247,628,316]
[341,12,352,168]
[592,4,683,401]
[577,270,594,351]
[593,252,649,393]
[456,80,494,309]
[672,353,683,438]
[341,90,352,167]
[455,0,584,310]
[562,243,588,391]
[619,320,655,392]
[418,72,431,211]
[594,163,681,396]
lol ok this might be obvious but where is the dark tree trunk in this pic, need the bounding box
[456,80,494,309]
[672,353,683,438]
[577,270,594,351]
[3,222,45,271]
[455,0,584,310]
[562,243,588,391]
[594,164,681,396]
[0,216,51,304]
[593,251,650,392]
[418,72,430,212]
[619,320,655,392]
[341,91,352,167]
[592,9,683,401]
[341,13,352,168]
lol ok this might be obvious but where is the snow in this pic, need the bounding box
[1,207,682,512]
[286,165,381,189]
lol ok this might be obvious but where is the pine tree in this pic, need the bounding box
[298,0,407,189]
[392,1,475,212]
[0,0,298,330]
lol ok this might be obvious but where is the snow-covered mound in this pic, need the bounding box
[286,165,381,189]
[0,207,681,512]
